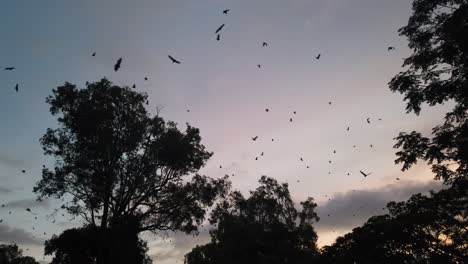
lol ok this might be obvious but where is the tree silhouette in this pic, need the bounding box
[320,1,468,262]
[185,176,320,264]
[45,222,152,264]
[389,0,468,183]
[0,244,39,264]
[35,78,229,264]
[320,180,468,263]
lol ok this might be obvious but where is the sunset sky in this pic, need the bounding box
[0,0,450,263]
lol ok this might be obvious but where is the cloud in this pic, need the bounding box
[5,199,50,210]
[0,224,42,245]
[315,180,444,231]
[0,187,13,194]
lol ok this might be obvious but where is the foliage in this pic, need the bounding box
[185,176,320,264]
[0,244,39,264]
[44,222,152,264]
[35,78,229,264]
[320,179,468,263]
[35,78,229,233]
[389,0,468,183]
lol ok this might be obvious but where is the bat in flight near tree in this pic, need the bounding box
[252,136,258,141]
[4,67,15,70]
[315,54,321,60]
[168,55,181,64]
[222,9,229,14]
[114,58,122,72]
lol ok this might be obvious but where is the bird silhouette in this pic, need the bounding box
[168,55,181,64]
[261,152,264,156]
[114,58,122,72]
[252,136,258,141]
[293,111,296,114]
[366,118,371,124]
[265,108,269,112]
[347,126,350,131]
[92,52,96,57]
[263,42,268,47]
[329,101,332,105]
[300,157,303,161]
[132,84,136,89]
[396,177,400,181]
[222,9,229,14]
[4,67,15,71]
[359,171,371,177]
[14,84,19,92]
[144,77,148,81]
[388,47,395,51]
[26,208,31,212]
[257,64,261,68]
[290,118,293,122]
[21,170,26,173]
[187,109,190,112]
[216,34,220,41]
[215,24,225,34]
[255,157,258,161]
[315,54,321,60]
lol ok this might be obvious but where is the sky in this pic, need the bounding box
[0,0,451,263]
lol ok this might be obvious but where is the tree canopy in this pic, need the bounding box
[35,79,229,263]
[0,244,39,264]
[320,1,468,262]
[44,223,152,264]
[389,0,468,183]
[185,176,320,264]
[320,180,468,263]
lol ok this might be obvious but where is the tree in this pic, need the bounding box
[185,176,320,264]
[320,180,468,263]
[0,244,39,264]
[35,79,229,263]
[44,223,152,264]
[389,0,468,183]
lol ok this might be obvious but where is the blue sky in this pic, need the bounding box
[0,0,449,263]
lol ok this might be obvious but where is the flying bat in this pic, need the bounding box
[168,55,181,64]
[360,171,371,177]
[215,24,225,34]
[114,58,122,72]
